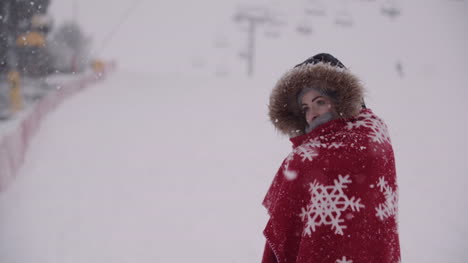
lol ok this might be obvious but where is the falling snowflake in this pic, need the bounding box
[300,175,365,236]
[347,112,391,144]
[336,256,353,263]
[283,152,297,180]
[375,176,398,220]
[284,168,297,180]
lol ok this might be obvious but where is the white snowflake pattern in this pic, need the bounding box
[328,142,344,149]
[283,139,322,179]
[295,138,344,162]
[283,138,344,180]
[375,176,398,220]
[300,175,365,236]
[296,145,319,161]
[307,138,327,148]
[336,256,353,263]
[347,112,391,144]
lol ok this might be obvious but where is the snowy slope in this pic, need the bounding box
[0,0,467,262]
[0,71,283,262]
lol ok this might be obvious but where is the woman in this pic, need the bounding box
[262,54,401,263]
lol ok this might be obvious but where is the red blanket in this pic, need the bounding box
[262,109,400,263]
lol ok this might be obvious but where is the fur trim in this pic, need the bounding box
[268,62,365,137]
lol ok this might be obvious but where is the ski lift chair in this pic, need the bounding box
[381,1,401,19]
[305,7,326,17]
[296,20,313,35]
[334,11,353,27]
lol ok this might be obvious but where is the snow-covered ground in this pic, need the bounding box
[1,0,467,262]
[0,72,278,262]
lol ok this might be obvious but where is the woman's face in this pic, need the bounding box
[300,89,334,126]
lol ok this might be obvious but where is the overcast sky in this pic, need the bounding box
[48,0,468,76]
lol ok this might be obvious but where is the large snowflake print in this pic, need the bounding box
[300,175,365,236]
[375,177,398,220]
[346,112,391,144]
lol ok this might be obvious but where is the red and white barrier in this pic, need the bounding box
[0,63,115,192]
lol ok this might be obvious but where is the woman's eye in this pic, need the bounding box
[316,100,326,106]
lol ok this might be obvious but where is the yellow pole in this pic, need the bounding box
[7,71,23,112]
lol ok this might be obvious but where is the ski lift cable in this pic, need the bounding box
[92,0,146,57]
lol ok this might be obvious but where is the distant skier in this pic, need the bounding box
[262,53,401,263]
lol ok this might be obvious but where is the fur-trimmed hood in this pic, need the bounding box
[268,62,365,137]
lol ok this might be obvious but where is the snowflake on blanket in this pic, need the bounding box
[375,176,398,220]
[283,138,344,180]
[295,138,344,162]
[283,140,321,179]
[336,256,353,263]
[306,138,327,148]
[328,142,344,149]
[296,144,319,161]
[347,112,391,144]
[300,175,364,236]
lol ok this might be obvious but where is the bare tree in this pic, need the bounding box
[48,21,91,73]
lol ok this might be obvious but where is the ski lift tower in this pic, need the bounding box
[233,6,270,77]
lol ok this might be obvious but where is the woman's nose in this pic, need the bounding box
[306,111,316,124]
